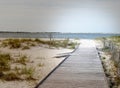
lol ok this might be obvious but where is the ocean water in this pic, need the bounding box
[0,32,120,39]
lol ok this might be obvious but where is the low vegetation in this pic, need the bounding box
[0,52,35,81]
[38,63,44,67]
[0,38,78,82]
[0,38,77,88]
[15,54,29,65]
[1,38,78,49]
[44,38,77,49]
[109,36,120,42]
[22,46,30,50]
[101,56,120,88]
[1,38,35,49]
[96,36,120,88]
[96,36,120,46]
[0,53,11,72]
[108,36,120,46]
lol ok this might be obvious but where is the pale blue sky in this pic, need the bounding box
[0,0,120,33]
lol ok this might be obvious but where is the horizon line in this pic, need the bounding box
[0,31,120,34]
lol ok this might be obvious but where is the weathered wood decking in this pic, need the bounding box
[38,39,109,88]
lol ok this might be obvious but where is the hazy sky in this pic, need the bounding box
[0,0,120,33]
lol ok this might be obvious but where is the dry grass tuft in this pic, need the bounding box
[0,52,36,81]
[1,38,78,49]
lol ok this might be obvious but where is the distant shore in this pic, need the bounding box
[0,32,119,39]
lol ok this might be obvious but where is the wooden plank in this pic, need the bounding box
[38,39,109,88]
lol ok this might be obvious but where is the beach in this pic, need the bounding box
[0,38,78,88]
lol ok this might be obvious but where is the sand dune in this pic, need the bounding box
[0,38,77,88]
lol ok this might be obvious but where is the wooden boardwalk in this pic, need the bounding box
[38,39,109,88]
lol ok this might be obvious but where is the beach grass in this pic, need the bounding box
[96,36,120,88]
[108,36,120,46]
[15,54,29,65]
[0,38,77,82]
[0,52,36,81]
[0,38,75,88]
[0,53,11,71]
[1,38,34,49]
[1,38,78,49]
[20,66,35,80]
